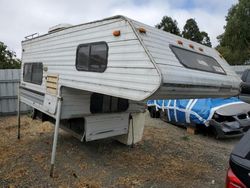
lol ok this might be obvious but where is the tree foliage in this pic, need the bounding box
[200,31,212,47]
[182,18,212,47]
[182,19,202,43]
[156,16,212,47]
[0,41,21,69]
[217,0,250,65]
[155,16,181,36]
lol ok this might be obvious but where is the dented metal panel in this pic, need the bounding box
[84,113,129,141]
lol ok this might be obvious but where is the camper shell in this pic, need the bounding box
[21,15,240,102]
[18,15,241,176]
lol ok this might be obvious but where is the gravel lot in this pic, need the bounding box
[0,114,239,188]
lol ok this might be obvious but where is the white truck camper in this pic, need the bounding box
[17,15,241,176]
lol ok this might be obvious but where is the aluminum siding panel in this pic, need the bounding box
[131,19,240,98]
[21,18,160,101]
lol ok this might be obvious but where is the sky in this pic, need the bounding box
[0,0,237,58]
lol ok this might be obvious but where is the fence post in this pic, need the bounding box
[17,83,21,139]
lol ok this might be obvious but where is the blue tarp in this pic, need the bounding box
[147,97,243,126]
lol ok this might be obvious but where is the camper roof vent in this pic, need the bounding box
[48,23,72,33]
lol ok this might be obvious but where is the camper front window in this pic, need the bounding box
[170,45,226,75]
[76,42,108,72]
[23,63,43,85]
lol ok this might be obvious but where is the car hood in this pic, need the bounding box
[215,102,250,116]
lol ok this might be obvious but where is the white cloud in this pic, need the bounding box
[0,0,237,58]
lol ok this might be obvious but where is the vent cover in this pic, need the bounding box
[48,23,72,33]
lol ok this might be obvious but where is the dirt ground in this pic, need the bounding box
[0,114,239,188]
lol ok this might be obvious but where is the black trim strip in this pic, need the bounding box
[162,83,235,90]
[20,86,45,96]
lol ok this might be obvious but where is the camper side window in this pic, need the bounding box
[76,42,108,72]
[23,63,43,85]
[170,45,226,75]
[90,93,129,113]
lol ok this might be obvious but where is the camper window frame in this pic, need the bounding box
[169,44,226,75]
[76,41,108,73]
[23,62,43,85]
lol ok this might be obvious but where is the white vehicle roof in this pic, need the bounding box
[21,15,241,101]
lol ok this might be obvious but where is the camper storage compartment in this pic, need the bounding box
[84,113,129,141]
[60,113,129,142]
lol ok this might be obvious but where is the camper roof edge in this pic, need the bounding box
[22,15,131,43]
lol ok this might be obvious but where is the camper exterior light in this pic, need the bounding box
[138,27,146,33]
[177,40,183,45]
[113,30,121,36]
[189,44,194,49]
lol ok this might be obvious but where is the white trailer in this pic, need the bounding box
[17,15,241,176]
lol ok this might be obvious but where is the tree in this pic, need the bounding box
[217,0,250,65]
[200,31,212,47]
[0,42,21,69]
[182,18,202,43]
[155,16,181,36]
[156,16,212,46]
[182,18,212,47]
